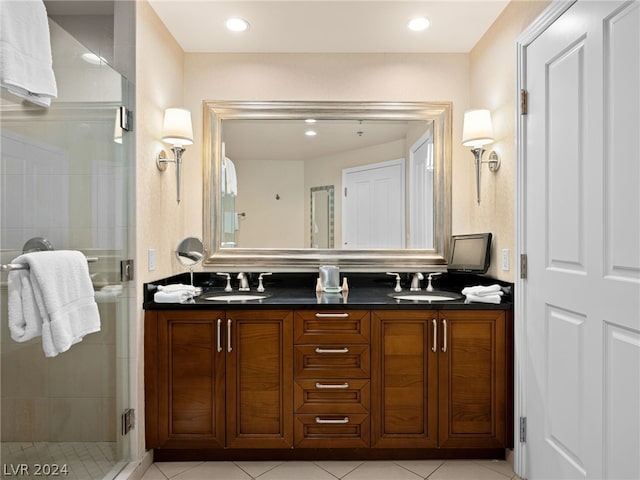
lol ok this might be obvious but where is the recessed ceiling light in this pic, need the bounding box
[305,130,317,137]
[408,17,430,32]
[81,52,107,65]
[305,118,317,124]
[226,17,249,32]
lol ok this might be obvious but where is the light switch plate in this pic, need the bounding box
[502,249,510,271]
[148,249,156,272]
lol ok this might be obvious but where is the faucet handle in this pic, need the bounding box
[257,272,272,292]
[425,272,442,292]
[216,272,232,292]
[386,272,402,292]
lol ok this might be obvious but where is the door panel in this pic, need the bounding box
[524,1,639,478]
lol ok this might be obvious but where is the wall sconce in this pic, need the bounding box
[156,107,194,203]
[462,109,500,204]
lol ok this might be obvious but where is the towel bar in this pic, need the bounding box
[1,256,99,272]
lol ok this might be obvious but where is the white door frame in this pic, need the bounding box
[515,1,577,478]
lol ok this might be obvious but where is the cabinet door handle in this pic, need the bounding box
[315,416,350,424]
[432,318,438,353]
[217,319,222,352]
[227,319,233,353]
[315,382,350,389]
[442,319,447,353]
[315,347,349,354]
[314,313,349,318]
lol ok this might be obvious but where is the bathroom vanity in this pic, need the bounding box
[143,273,513,461]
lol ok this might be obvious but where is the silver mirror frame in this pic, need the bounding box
[203,101,452,271]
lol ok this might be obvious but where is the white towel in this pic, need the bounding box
[0,0,58,107]
[157,284,197,294]
[154,291,194,304]
[462,284,503,297]
[464,294,503,304]
[223,157,238,196]
[7,250,100,357]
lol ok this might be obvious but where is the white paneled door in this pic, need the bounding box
[522,1,639,479]
[342,158,405,249]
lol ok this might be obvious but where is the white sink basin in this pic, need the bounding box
[204,294,268,302]
[393,293,461,302]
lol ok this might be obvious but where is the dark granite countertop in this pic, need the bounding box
[143,272,513,311]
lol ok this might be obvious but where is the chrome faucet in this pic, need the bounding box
[410,272,424,291]
[237,272,250,291]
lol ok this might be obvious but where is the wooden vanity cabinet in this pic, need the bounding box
[372,309,511,449]
[145,309,293,450]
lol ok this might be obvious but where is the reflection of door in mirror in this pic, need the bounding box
[310,185,334,248]
[409,130,434,249]
[342,158,405,249]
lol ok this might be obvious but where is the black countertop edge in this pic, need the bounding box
[143,272,513,311]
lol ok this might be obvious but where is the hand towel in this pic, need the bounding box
[464,294,503,304]
[462,284,503,297]
[157,284,197,294]
[223,157,238,196]
[0,0,58,107]
[154,290,194,304]
[8,250,100,357]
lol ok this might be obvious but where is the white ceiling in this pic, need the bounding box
[147,0,511,54]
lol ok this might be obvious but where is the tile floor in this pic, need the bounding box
[0,442,119,480]
[141,459,519,480]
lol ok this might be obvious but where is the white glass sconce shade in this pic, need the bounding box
[162,108,194,146]
[462,109,494,147]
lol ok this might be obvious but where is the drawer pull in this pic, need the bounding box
[315,382,350,389]
[315,416,350,424]
[314,313,350,318]
[315,347,349,354]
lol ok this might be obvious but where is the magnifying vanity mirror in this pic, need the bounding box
[203,101,452,270]
[176,236,204,284]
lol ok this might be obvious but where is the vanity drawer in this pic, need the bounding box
[294,414,370,448]
[294,310,370,344]
[294,345,370,378]
[294,379,370,414]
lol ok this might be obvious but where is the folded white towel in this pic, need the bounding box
[462,284,503,297]
[154,290,194,304]
[0,0,58,107]
[8,250,100,357]
[464,294,503,304]
[157,284,197,294]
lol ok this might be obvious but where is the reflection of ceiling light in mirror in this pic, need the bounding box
[81,52,108,65]
[305,130,317,137]
[305,118,317,124]
[408,17,430,32]
[226,18,249,32]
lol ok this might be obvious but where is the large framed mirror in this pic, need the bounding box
[203,101,452,270]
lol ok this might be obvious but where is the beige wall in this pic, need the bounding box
[134,0,186,459]
[468,0,550,281]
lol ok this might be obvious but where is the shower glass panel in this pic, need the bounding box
[0,19,130,479]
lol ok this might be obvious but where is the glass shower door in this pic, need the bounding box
[0,19,130,479]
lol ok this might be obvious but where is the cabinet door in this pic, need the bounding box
[225,310,293,448]
[151,311,226,449]
[371,310,438,448]
[438,310,506,448]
